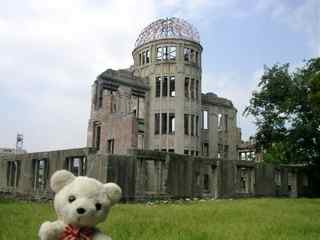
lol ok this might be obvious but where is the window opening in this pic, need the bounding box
[154,113,160,135]
[170,76,175,97]
[169,113,175,134]
[161,113,167,134]
[196,115,199,136]
[203,111,208,129]
[185,77,189,98]
[107,139,115,154]
[142,51,146,64]
[95,125,101,150]
[225,114,228,132]
[190,79,195,99]
[168,46,176,60]
[162,76,168,97]
[33,159,49,191]
[155,77,161,97]
[7,161,21,187]
[66,157,86,176]
[146,50,150,63]
[196,80,199,100]
[202,143,209,156]
[184,114,189,135]
[204,174,209,191]
[218,113,222,129]
[184,48,190,61]
[191,114,195,136]
[157,47,162,61]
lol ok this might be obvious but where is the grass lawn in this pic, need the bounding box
[0,198,320,240]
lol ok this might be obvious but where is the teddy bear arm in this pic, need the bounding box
[39,220,65,240]
[92,232,112,240]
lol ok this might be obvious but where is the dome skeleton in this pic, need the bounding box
[135,17,200,48]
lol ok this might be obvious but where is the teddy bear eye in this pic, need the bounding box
[95,203,102,210]
[68,195,76,203]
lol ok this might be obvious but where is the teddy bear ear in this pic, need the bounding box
[50,170,75,193]
[104,183,122,204]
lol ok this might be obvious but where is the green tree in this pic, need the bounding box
[244,58,320,164]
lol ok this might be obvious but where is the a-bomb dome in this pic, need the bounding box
[134,17,200,49]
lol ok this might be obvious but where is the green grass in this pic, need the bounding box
[1,198,320,240]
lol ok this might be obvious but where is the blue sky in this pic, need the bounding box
[0,0,319,152]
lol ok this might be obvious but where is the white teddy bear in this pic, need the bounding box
[39,170,122,240]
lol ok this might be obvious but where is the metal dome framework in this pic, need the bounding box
[134,17,200,49]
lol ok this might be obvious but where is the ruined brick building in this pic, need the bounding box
[0,18,312,200]
[87,17,241,158]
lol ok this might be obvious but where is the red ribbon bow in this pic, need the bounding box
[59,224,94,240]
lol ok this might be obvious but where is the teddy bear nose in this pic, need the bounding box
[76,208,86,214]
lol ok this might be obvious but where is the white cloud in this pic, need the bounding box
[0,0,157,151]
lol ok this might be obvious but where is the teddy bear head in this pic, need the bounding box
[50,170,121,228]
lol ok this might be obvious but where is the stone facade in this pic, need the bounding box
[87,69,148,155]
[201,93,241,160]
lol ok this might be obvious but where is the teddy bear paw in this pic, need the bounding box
[39,221,64,240]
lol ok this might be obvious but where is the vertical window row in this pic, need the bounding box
[138,46,199,65]
[184,114,199,136]
[185,77,199,101]
[139,49,150,65]
[155,76,175,97]
[157,46,176,61]
[154,113,175,135]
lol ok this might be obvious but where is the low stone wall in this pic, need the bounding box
[0,148,312,201]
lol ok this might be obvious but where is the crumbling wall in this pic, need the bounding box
[0,148,94,199]
[0,148,313,201]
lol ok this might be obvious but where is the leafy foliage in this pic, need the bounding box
[244,58,320,164]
